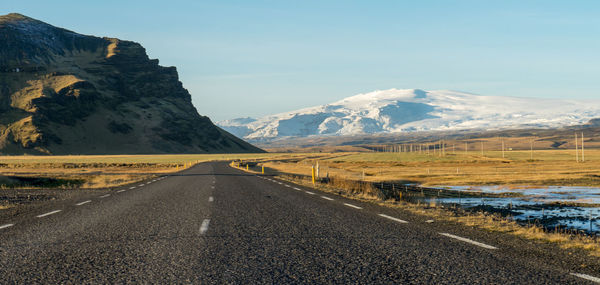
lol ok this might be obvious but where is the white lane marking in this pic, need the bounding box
[209,196,214,202]
[321,196,334,201]
[0,224,14,230]
[130,187,136,189]
[284,184,291,187]
[343,203,363,210]
[138,184,144,187]
[200,219,210,235]
[571,273,600,283]
[378,214,409,224]
[439,233,498,250]
[293,187,302,191]
[76,200,92,206]
[277,182,283,185]
[36,210,62,218]
[100,194,111,198]
[305,191,316,195]
[117,189,126,193]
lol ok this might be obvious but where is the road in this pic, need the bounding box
[0,162,598,283]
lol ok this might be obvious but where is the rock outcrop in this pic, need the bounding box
[0,13,263,154]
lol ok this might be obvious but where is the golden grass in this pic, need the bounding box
[256,149,600,187]
[79,174,151,189]
[0,153,337,189]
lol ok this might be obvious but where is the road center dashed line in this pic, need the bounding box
[320,196,334,201]
[117,189,126,193]
[138,184,144,187]
[378,214,409,224]
[343,203,363,210]
[76,200,91,206]
[305,191,316,195]
[209,196,214,202]
[439,233,498,250]
[0,224,14,230]
[36,210,61,218]
[571,273,600,283]
[293,187,302,191]
[129,187,136,189]
[200,219,210,235]
[99,194,110,198]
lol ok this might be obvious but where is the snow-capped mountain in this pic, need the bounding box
[217,89,600,141]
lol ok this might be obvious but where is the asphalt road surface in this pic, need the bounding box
[1,162,599,284]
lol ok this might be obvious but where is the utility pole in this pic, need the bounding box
[582,132,585,162]
[481,141,484,156]
[530,139,534,160]
[442,140,446,156]
[575,133,579,163]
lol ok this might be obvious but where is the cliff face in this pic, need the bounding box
[0,13,263,154]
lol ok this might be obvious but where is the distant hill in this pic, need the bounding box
[0,13,263,154]
[218,88,600,142]
[587,118,600,127]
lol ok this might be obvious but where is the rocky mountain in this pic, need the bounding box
[0,13,262,154]
[218,88,600,142]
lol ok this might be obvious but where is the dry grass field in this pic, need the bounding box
[258,149,600,187]
[0,153,328,189]
[4,145,597,190]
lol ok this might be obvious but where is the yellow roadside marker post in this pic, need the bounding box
[262,165,265,174]
[246,164,249,171]
[311,166,316,185]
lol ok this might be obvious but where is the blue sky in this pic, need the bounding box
[4,1,600,121]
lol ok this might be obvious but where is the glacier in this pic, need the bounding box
[217,89,600,141]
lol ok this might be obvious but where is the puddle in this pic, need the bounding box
[430,185,600,233]
[441,185,600,204]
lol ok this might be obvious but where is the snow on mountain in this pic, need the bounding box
[217,89,600,141]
